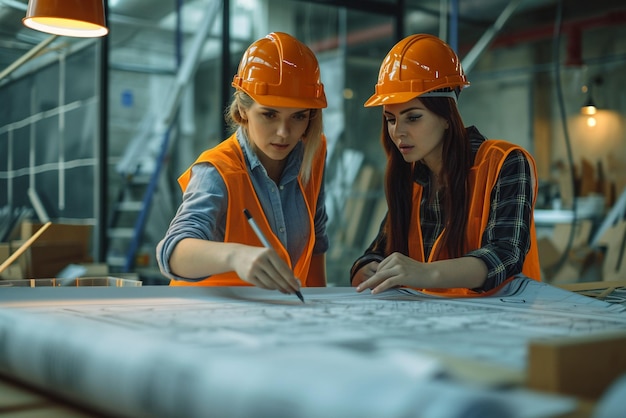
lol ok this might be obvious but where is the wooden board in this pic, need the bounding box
[527,332,626,401]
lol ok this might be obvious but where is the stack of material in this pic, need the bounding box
[0,220,93,280]
[540,154,626,283]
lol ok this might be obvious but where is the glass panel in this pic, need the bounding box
[104,0,403,279]
[10,126,29,171]
[34,115,60,165]
[65,46,98,103]
[63,166,95,218]
[5,78,32,123]
[0,42,100,229]
[236,1,396,284]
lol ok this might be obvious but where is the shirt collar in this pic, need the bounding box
[236,127,303,184]
[413,162,431,186]
[236,128,262,172]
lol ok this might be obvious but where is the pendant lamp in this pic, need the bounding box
[23,0,109,38]
[580,76,602,116]
[580,95,597,116]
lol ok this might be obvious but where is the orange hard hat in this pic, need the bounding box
[232,32,327,109]
[364,34,470,107]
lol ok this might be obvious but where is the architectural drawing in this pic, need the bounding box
[0,277,623,417]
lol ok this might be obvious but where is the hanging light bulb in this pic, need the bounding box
[22,0,108,38]
[581,95,597,116]
[580,76,602,116]
[582,85,597,127]
[586,116,597,127]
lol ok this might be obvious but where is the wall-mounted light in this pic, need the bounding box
[22,0,108,38]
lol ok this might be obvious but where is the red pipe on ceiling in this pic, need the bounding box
[491,10,626,48]
[490,10,626,66]
[309,9,626,66]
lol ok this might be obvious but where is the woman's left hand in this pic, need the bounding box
[356,252,434,294]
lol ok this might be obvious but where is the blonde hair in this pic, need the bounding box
[226,90,323,184]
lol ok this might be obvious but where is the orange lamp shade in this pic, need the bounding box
[23,0,109,38]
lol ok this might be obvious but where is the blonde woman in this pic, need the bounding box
[157,32,328,294]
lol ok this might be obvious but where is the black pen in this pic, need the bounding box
[243,208,305,303]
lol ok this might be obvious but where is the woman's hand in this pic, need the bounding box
[351,261,380,288]
[170,239,302,295]
[356,252,433,294]
[234,245,302,295]
[355,253,489,294]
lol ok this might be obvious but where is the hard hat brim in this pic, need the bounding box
[364,88,463,107]
[247,91,328,109]
[363,91,422,108]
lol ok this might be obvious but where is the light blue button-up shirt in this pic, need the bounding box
[157,128,329,281]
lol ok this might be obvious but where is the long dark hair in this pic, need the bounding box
[382,96,471,259]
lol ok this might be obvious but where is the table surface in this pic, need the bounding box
[0,359,596,418]
[1,280,624,418]
[0,377,102,417]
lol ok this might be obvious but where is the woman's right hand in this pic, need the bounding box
[169,239,302,295]
[350,261,379,288]
[234,245,302,295]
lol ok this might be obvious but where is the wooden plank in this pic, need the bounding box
[579,158,596,197]
[0,376,96,417]
[527,332,626,401]
[363,197,387,246]
[556,280,626,292]
[596,220,626,282]
[343,164,378,247]
[0,222,51,276]
[551,220,592,253]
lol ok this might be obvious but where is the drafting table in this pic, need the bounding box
[0,277,625,418]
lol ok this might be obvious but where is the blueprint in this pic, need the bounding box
[0,277,624,418]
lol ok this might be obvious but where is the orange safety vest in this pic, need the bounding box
[408,140,541,297]
[170,133,326,287]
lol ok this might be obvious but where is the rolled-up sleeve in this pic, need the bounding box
[466,150,533,290]
[156,163,227,281]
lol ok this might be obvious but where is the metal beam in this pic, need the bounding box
[0,34,58,82]
[461,0,525,74]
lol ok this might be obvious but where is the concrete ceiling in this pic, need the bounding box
[1,0,625,75]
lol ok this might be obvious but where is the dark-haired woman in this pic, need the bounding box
[351,34,540,296]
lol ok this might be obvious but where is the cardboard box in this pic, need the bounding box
[527,332,626,400]
[27,242,90,278]
[17,221,93,279]
[20,221,92,248]
[0,277,141,287]
[0,242,26,280]
[0,243,10,269]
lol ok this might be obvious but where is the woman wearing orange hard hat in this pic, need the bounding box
[351,34,540,297]
[158,32,329,295]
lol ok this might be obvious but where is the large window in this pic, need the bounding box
[0,41,103,249]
